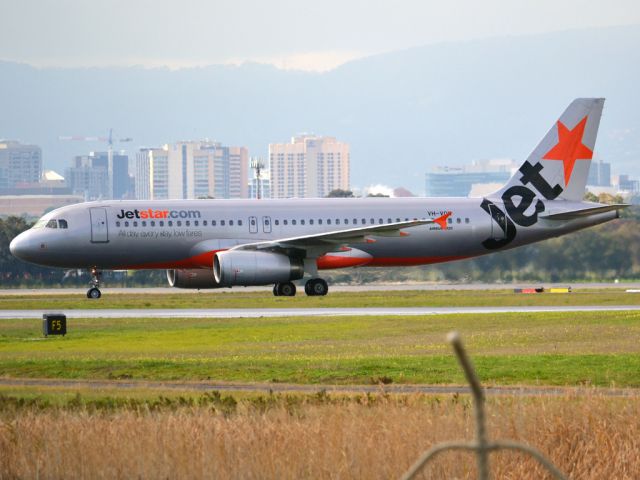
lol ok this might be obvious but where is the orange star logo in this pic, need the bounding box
[542,116,593,186]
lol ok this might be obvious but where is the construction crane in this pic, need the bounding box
[59,129,133,199]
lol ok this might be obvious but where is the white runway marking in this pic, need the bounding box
[3,305,640,319]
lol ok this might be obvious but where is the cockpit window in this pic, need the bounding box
[58,219,68,229]
[46,220,58,229]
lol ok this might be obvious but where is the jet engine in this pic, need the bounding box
[166,268,221,289]
[214,250,304,286]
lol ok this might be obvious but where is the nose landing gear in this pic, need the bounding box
[87,268,102,299]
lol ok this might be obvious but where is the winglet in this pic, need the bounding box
[433,212,452,230]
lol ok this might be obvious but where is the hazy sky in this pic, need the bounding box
[3,0,640,70]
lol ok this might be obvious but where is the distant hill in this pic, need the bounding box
[1,25,639,193]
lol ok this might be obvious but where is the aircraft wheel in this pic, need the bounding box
[278,282,296,297]
[87,287,102,299]
[305,278,328,296]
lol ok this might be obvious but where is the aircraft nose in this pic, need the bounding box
[10,231,36,262]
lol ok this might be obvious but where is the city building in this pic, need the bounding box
[269,135,350,198]
[136,141,249,200]
[587,159,611,187]
[617,174,639,194]
[65,151,130,201]
[248,173,271,199]
[425,158,517,197]
[0,140,42,190]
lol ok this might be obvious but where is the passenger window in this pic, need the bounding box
[186,220,190,226]
[396,218,401,222]
[116,221,121,227]
[370,218,374,224]
[335,219,340,225]
[168,221,173,227]
[46,220,57,229]
[177,221,182,227]
[133,221,138,227]
[387,218,392,223]
[318,219,322,225]
[238,220,243,226]
[160,221,164,227]
[125,221,130,227]
[275,220,279,226]
[447,218,453,224]
[456,218,461,224]
[465,218,470,224]
[221,220,225,226]
[194,220,199,226]
[353,219,357,224]
[284,220,288,225]
[361,219,366,224]
[327,219,331,225]
[203,220,207,226]
[301,219,305,225]
[142,221,147,227]
[212,220,216,226]
[292,220,297,226]
[58,219,68,229]
[344,219,348,225]
[379,218,383,224]
[310,219,314,225]
[229,220,234,226]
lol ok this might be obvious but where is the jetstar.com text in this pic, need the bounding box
[116,209,202,220]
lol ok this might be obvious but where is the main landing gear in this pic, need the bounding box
[273,282,296,297]
[87,268,102,299]
[272,278,329,297]
[304,278,329,296]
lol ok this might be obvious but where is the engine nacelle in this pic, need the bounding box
[214,250,304,286]
[166,268,221,289]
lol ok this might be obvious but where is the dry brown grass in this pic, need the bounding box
[1,394,638,479]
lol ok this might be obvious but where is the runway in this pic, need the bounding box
[1,377,637,398]
[1,282,638,295]
[3,305,640,319]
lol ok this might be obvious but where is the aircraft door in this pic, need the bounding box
[488,204,507,241]
[249,216,258,234]
[89,208,109,243]
[262,216,272,234]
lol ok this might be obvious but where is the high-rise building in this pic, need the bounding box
[65,155,109,200]
[248,173,271,199]
[425,158,517,197]
[65,151,130,200]
[136,147,170,200]
[0,140,42,189]
[587,160,611,187]
[136,141,249,200]
[269,135,350,198]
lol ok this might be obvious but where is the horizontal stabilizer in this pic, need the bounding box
[540,204,629,221]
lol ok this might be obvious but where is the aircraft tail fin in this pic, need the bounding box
[491,98,605,202]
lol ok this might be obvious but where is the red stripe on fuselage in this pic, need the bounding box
[118,250,221,269]
[119,251,469,270]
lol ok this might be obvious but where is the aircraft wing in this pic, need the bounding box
[540,204,629,221]
[231,218,436,255]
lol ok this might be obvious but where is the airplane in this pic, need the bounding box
[10,98,628,298]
